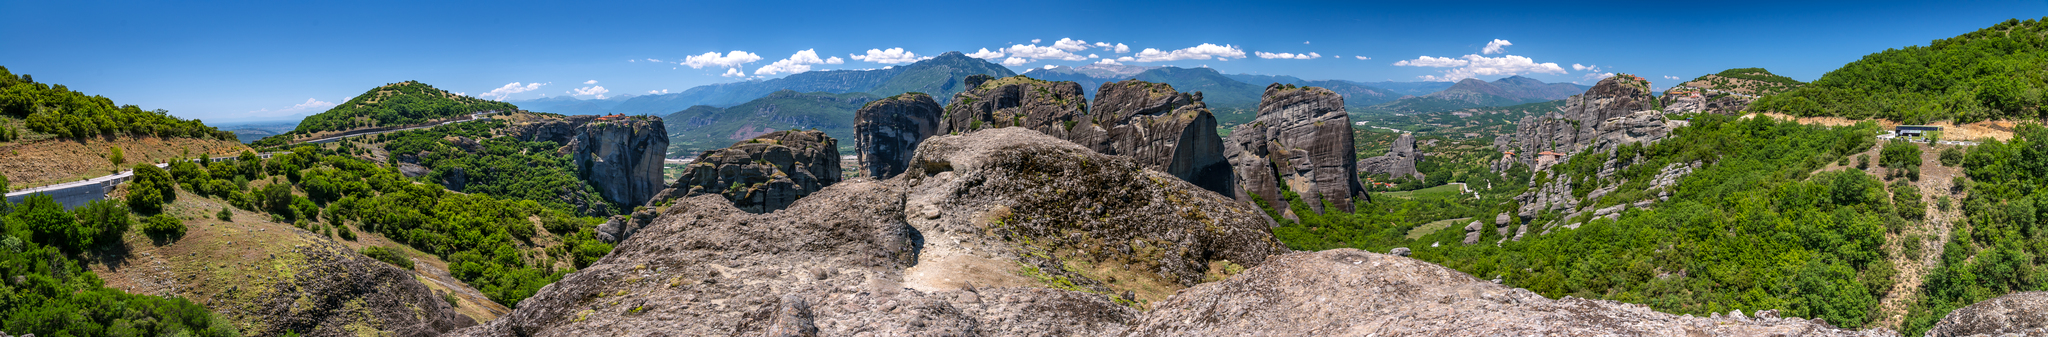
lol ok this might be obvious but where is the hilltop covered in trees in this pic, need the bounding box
[0,66,235,140]
[1752,18,2048,124]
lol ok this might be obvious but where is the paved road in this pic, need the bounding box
[1877,134,1978,146]
[6,153,279,209]
[302,112,490,144]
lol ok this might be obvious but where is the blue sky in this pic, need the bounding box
[2,0,2042,122]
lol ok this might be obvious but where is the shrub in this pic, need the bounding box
[142,214,186,242]
[337,224,357,241]
[73,199,131,248]
[361,246,414,270]
[1856,154,1871,169]
[217,208,233,221]
[1939,147,1965,166]
[108,146,124,165]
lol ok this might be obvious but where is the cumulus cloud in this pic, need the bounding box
[1088,54,1099,59]
[1132,43,1245,62]
[1096,58,1121,65]
[1255,51,1321,59]
[1663,75,1682,80]
[1355,56,1372,60]
[722,68,746,77]
[1005,44,1088,61]
[1031,39,1041,43]
[682,51,762,69]
[1042,65,1057,70]
[1112,43,1129,53]
[571,85,609,99]
[1051,38,1091,51]
[1400,54,1567,82]
[583,80,598,85]
[1393,55,1469,67]
[645,58,662,63]
[1572,64,1612,81]
[477,82,547,101]
[850,48,929,64]
[755,49,843,75]
[1117,56,1135,62]
[965,48,1005,59]
[1092,42,1129,52]
[1001,57,1030,66]
[1483,39,1513,54]
[648,89,669,94]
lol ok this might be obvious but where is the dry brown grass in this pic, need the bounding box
[0,135,248,188]
[1751,112,2017,142]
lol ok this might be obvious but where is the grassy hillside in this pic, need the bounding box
[662,90,875,156]
[264,81,517,145]
[1752,17,2048,123]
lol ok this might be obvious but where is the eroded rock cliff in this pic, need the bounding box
[1497,75,1669,172]
[936,76,1232,196]
[1225,84,1368,216]
[1357,132,1425,181]
[658,129,841,214]
[567,115,669,208]
[855,92,943,179]
[449,128,1281,336]
[1926,291,2048,337]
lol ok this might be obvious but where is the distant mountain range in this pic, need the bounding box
[1019,65,1408,125]
[1368,76,1590,113]
[514,51,1013,116]
[660,90,877,156]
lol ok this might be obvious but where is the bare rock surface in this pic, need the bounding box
[1927,291,2048,337]
[451,127,1280,336]
[661,130,841,214]
[243,238,474,336]
[1498,75,1670,172]
[1357,132,1425,180]
[855,92,943,179]
[936,76,1233,196]
[565,115,669,208]
[1225,84,1368,216]
[1125,249,1897,336]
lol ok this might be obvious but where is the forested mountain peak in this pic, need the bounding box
[1751,17,2048,123]
[1665,68,1806,97]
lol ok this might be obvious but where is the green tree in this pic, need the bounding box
[11,193,79,249]
[74,199,131,247]
[142,213,185,242]
[108,145,125,166]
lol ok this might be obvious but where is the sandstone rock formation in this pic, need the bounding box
[449,128,1282,336]
[937,76,1232,196]
[232,238,474,336]
[659,130,841,214]
[1661,90,1754,115]
[1497,75,1670,172]
[567,115,669,208]
[1225,84,1368,216]
[1926,291,2048,337]
[855,92,943,179]
[1125,249,1896,336]
[1357,132,1425,181]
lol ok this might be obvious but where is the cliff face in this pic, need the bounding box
[661,130,842,214]
[934,76,1233,196]
[1499,75,1670,172]
[1225,84,1368,216]
[854,93,943,179]
[1357,133,1425,181]
[449,128,1281,336]
[567,115,669,209]
[1661,90,1753,115]
[1928,291,2048,336]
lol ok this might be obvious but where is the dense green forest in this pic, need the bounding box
[0,66,235,141]
[157,145,614,306]
[1751,18,2048,123]
[1276,115,1904,329]
[259,81,516,146]
[374,120,619,216]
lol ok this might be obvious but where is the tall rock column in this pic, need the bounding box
[569,115,669,208]
[1225,84,1367,216]
[854,93,942,179]
[938,76,1235,196]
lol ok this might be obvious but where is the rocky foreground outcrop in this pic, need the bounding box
[935,76,1233,196]
[229,238,474,336]
[1226,84,1368,216]
[449,128,1281,336]
[1927,291,2048,337]
[1127,249,1895,336]
[855,92,943,179]
[656,129,841,214]
[1357,132,1425,181]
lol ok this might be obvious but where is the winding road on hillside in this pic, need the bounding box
[5,152,281,208]
[301,112,493,144]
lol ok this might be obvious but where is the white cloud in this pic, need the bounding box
[1305,41,1312,45]
[1663,75,1682,80]
[1393,55,1469,67]
[648,89,669,94]
[965,48,1005,59]
[1132,43,1245,62]
[1400,53,1567,82]
[824,56,844,64]
[1255,51,1321,59]
[477,82,547,101]
[682,51,762,69]
[628,59,636,62]
[1572,63,1592,71]
[1088,54,1099,58]
[1096,58,1122,65]
[1482,39,1513,54]
[1001,57,1030,66]
[1112,43,1129,53]
[1051,38,1091,51]
[571,85,609,99]
[583,80,598,85]
[245,98,337,116]
[1042,65,1057,70]
[849,48,929,64]
[722,68,746,77]
[1117,56,1134,62]
[645,58,662,63]
[1355,56,1372,60]
[1031,39,1041,43]
[755,49,839,75]
[1005,44,1088,61]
